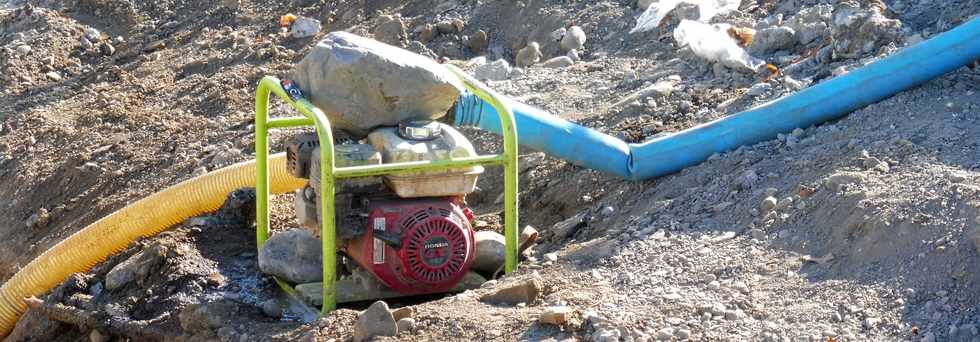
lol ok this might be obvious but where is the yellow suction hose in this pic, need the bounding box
[0,153,306,337]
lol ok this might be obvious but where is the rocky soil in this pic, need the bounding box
[1,0,979,341]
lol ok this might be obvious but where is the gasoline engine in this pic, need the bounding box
[284,120,483,296]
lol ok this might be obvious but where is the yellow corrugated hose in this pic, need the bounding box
[0,153,306,337]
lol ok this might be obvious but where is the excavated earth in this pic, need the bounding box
[1,0,979,341]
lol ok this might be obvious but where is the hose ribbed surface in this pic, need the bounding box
[0,153,306,337]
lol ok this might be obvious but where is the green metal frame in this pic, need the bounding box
[253,65,519,315]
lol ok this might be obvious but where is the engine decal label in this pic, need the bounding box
[373,217,385,264]
[422,236,451,267]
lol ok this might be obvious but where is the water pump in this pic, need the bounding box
[284,119,484,297]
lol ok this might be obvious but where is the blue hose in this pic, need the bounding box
[455,17,980,181]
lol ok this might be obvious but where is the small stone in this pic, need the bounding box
[600,206,615,217]
[396,317,416,334]
[26,208,50,229]
[451,19,465,32]
[538,306,574,325]
[736,170,760,190]
[656,327,675,340]
[290,17,321,38]
[105,244,167,290]
[207,145,242,168]
[749,26,796,54]
[783,76,803,90]
[825,171,866,191]
[861,156,882,169]
[830,3,902,59]
[593,327,621,342]
[732,281,749,294]
[560,26,586,52]
[708,303,725,316]
[418,24,437,42]
[707,281,721,291]
[863,317,877,328]
[724,309,745,320]
[746,82,772,96]
[749,229,766,240]
[472,59,512,81]
[373,16,407,46]
[760,196,778,212]
[479,276,542,305]
[678,100,692,114]
[15,45,31,56]
[550,27,567,41]
[920,332,936,342]
[515,42,542,68]
[143,39,166,52]
[785,134,799,146]
[353,301,397,342]
[436,21,456,34]
[89,329,109,342]
[260,299,282,318]
[540,56,574,68]
[543,252,558,262]
[44,71,63,81]
[776,197,794,210]
[675,329,691,340]
[84,27,102,42]
[390,307,414,321]
[712,202,733,213]
[468,30,489,54]
[99,43,115,56]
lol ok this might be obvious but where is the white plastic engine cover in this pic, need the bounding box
[367,123,482,197]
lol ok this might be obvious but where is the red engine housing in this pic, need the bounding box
[344,197,476,295]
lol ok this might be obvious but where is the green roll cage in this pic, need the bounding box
[253,65,520,315]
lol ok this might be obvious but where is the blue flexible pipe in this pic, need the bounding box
[455,17,980,181]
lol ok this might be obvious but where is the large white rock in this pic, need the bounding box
[560,26,586,52]
[291,32,463,137]
[471,231,505,274]
[472,59,513,81]
[258,229,323,283]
